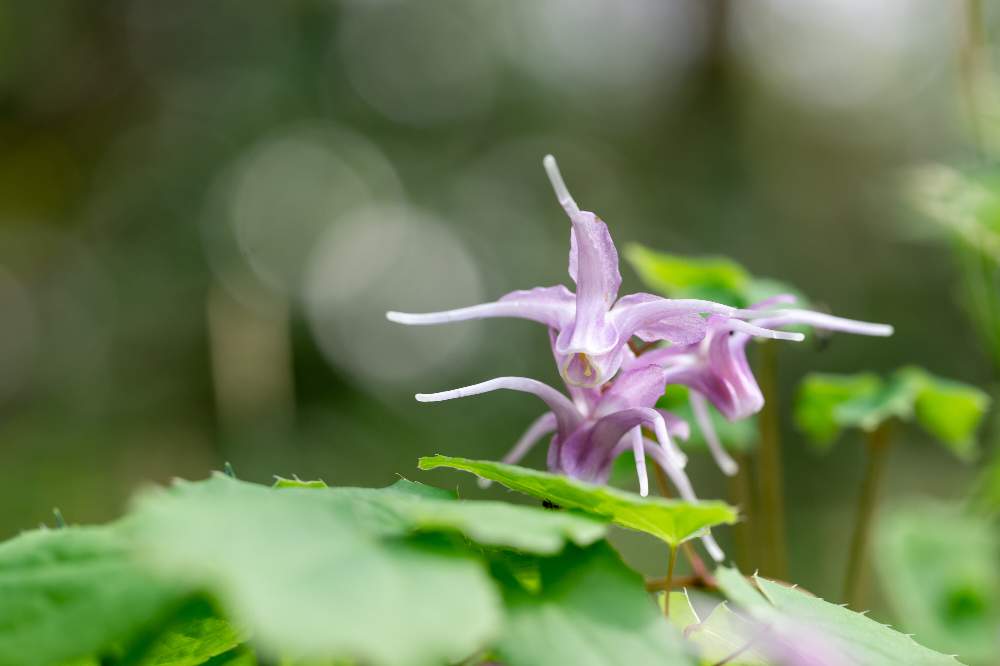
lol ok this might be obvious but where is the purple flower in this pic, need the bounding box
[626,295,892,475]
[387,156,798,388]
[415,352,727,560]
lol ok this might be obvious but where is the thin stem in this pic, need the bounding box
[651,463,715,588]
[960,0,987,156]
[664,545,678,618]
[729,451,755,572]
[843,423,893,608]
[754,341,787,579]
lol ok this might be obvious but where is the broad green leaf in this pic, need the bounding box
[797,368,989,460]
[625,244,749,305]
[626,244,810,311]
[716,566,960,665]
[326,484,606,555]
[834,371,920,433]
[418,456,737,548]
[794,373,881,447]
[0,525,184,666]
[132,475,502,666]
[204,647,257,665]
[123,598,244,666]
[875,503,1000,664]
[493,543,694,666]
[903,368,990,460]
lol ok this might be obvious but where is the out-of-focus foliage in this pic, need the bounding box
[0,525,186,666]
[625,243,807,308]
[876,503,1000,665]
[492,543,693,666]
[795,368,990,459]
[419,455,737,548]
[714,568,960,665]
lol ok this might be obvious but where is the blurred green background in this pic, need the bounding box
[0,0,992,614]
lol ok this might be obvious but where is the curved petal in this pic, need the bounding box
[615,293,709,344]
[708,329,763,420]
[750,309,894,337]
[544,156,621,359]
[689,391,738,476]
[610,295,737,343]
[593,364,670,418]
[655,409,691,441]
[544,155,622,305]
[388,285,574,329]
[478,412,557,489]
[416,377,582,436]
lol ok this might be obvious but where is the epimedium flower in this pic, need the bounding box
[625,294,893,476]
[415,345,728,561]
[387,155,800,388]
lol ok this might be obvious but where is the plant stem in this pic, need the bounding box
[664,545,678,618]
[843,423,893,607]
[754,341,787,579]
[729,451,755,572]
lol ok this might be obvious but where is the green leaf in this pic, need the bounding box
[325,484,606,555]
[493,543,694,666]
[0,525,184,666]
[132,475,503,666]
[683,602,770,665]
[875,503,1000,664]
[716,566,961,665]
[625,244,749,305]
[272,476,328,489]
[902,368,990,460]
[834,371,921,433]
[418,456,737,548]
[794,373,882,447]
[124,598,244,666]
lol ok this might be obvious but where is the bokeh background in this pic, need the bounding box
[0,0,994,618]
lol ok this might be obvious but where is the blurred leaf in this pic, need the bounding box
[902,368,990,460]
[794,373,882,448]
[0,525,184,666]
[834,371,921,433]
[624,244,749,305]
[797,369,990,459]
[493,542,693,666]
[684,602,769,665]
[716,567,960,665]
[875,503,1000,664]
[132,475,503,665]
[124,598,244,666]
[663,590,699,632]
[419,456,737,548]
[329,483,606,554]
[625,243,809,312]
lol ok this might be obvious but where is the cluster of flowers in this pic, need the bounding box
[389,156,891,561]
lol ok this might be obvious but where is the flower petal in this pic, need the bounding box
[593,364,670,418]
[610,295,737,343]
[751,309,894,337]
[690,391,738,476]
[388,285,574,329]
[416,376,582,436]
[614,293,709,344]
